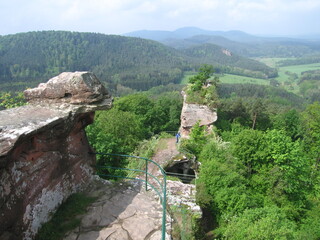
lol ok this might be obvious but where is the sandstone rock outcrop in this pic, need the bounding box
[180,91,217,138]
[0,72,112,240]
[24,72,109,104]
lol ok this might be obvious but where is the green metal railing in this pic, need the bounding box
[92,152,167,240]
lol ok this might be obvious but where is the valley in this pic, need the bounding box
[182,58,320,102]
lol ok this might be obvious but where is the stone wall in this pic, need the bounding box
[0,72,112,240]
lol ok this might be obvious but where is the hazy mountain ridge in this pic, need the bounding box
[125,27,260,42]
[125,27,320,57]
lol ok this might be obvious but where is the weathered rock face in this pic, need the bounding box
[0,72,112,240]
[24,71,109,104]
[180,91,217,138]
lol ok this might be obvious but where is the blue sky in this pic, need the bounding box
[1,0,320,36]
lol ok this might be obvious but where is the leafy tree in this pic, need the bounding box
[215,97,250,132]
[263,130,312,207]
[302,102,320,163]
[86,109,146,177]
[113,92,182,134]
[189,64,214,91]
[197,140,263,220]
[247,98,270,130]
[0,91,26,109]
[148,92,183,133]
[297,201,320,239]
[186,64,219,110]
[231,129,266,176]
[218,206,297,240]
[85,91,183,178]
[301,102,320,194]
[197,125,314,237]
[272,109,302,140]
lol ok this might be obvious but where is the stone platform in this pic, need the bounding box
[64,177,171,240]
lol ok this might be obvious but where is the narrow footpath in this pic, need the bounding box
[63,138,180,240]
[63,178,170,240]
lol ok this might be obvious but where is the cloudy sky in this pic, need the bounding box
[1,0,320,36]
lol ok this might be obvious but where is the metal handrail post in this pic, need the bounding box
[145,159,148,191]
[161,173,167,240]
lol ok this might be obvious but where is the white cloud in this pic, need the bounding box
[0,0,319,35]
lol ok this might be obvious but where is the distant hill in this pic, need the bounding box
[0,31,189,91]
[165,35,320,57]
[0,31,276,92]
[162,35,254,56]
[125,27,320,57]
[125,27,260,42]
[182,44,278,78]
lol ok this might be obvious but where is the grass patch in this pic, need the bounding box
[218,74,269,85]
[35,193,96,240]
[255,58,320,94]
[254,57,292,68]
[275,62,320,94]
[279,62,320,74]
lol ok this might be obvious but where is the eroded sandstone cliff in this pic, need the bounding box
[0,72,112,240]
[180,91,217,138]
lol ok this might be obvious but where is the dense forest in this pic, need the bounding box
[0,31,276,92]
[0,31,188,91]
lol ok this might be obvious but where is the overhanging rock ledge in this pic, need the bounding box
[0,72,112,240]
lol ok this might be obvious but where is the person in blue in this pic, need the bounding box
[176,132,181,143]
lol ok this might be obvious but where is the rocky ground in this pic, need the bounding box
[64,177,171,240]
[63,137,200,240]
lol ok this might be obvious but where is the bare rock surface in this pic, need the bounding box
[180,91,217,138]
[64,178,171,240]
[24,71,110,104]
[0,72,112,240]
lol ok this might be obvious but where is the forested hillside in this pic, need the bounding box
[0,31,189,91]
[182,44,278,78]
[165,36,320,58]
[0,31,275,92]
